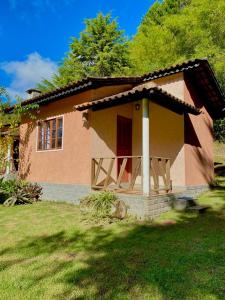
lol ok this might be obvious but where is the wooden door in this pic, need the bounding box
[117,116,132,182]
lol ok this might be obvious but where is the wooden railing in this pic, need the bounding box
[91,156,172,194]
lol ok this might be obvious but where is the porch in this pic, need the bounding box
[91,156,172,195]
[75,86,200,197]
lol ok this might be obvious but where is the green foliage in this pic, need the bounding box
[214,119,225,142]
[141,0,190,27]
[0,88,39,129]
[0,178,42,206]
[37,13,131,91]
[129,0,225,140]
[80,191,117,217]
[0,87,39,171]
[130,0,225,84]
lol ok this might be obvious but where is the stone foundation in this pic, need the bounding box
[39,182,210,220]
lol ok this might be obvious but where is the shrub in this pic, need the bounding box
[80,191,117,217]
[0,178,42,206]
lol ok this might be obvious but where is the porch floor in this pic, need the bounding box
[93,183,186,197]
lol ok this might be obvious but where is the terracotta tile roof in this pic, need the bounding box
[141,58,225,118]
[6,58,224,118]
[19,76,142,107]
[141,58,204,81]
[74,85,201,116]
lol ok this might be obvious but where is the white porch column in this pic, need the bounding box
[5,143,12,175]
[142,98,150,196]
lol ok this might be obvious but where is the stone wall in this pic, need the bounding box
[40,182,210,220]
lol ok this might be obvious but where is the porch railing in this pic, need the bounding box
[91,156,172,194]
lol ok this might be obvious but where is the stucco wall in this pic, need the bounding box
[19,84,133,185]
[153,73,185,100]
[151,72,214,186]
[183,77,214,186]
[90,100,185,187]
[19,91,92,185]
[133,102,185,187]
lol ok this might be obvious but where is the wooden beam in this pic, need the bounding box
[116,157,128,188]
[91,159,96,187]
[129,157,141,190]
[151,158,159,193]
[93,158,103,186]
[104,158,115,189]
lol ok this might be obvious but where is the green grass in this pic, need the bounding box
[0,181,225,300]
[214,142,225,165]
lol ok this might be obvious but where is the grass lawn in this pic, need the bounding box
[0,180,225,300]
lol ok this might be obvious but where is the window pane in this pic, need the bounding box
[45,121,51,149]
[37,117,63,151]
[56,117,63,149]
[57,138,62,148]
[51,138,56,148]
[58,118,63,129]
[57,128,62,138]
[52,119,56,129]
[38,124,44,150]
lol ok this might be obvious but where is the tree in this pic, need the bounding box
[129,0,225,140]
[130,0,225,83]
[214,119,225,143]
[37,13,131,91]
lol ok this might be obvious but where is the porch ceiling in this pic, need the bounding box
[74,86,201,116]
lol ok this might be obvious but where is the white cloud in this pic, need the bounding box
[1,52,58,99]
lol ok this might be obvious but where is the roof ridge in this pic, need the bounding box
[141,58,208,81]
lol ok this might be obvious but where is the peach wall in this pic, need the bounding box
[90,103,133,183]
[183,78,214,186]
[150,102,185,187]
[19,84,133,185]
[90,100,185,187]
[132,102,185,186]
[148,72,214,186]
[19,91,92,185]
[153,73,185,100]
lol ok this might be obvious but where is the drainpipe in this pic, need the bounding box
[5,143,12,175]
[142,98,150,196]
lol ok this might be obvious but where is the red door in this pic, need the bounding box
[117,116,132,182]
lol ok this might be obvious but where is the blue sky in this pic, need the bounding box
[0,0,155,99]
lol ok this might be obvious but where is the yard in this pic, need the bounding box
[0,178,225,300]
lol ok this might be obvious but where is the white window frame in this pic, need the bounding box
[36,115,64,152]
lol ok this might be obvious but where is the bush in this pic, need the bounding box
[0,178,42,206]
[214,118,225,143]
[80,191,117,217]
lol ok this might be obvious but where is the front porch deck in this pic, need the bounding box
[91,156,172,196]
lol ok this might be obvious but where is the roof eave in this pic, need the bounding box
[75,87,200,116]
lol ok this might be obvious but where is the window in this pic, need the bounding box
[37,117,63,151]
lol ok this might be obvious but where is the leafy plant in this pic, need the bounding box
[0,86,39,175]
[80,191,117,217]
[0,178,42,206]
